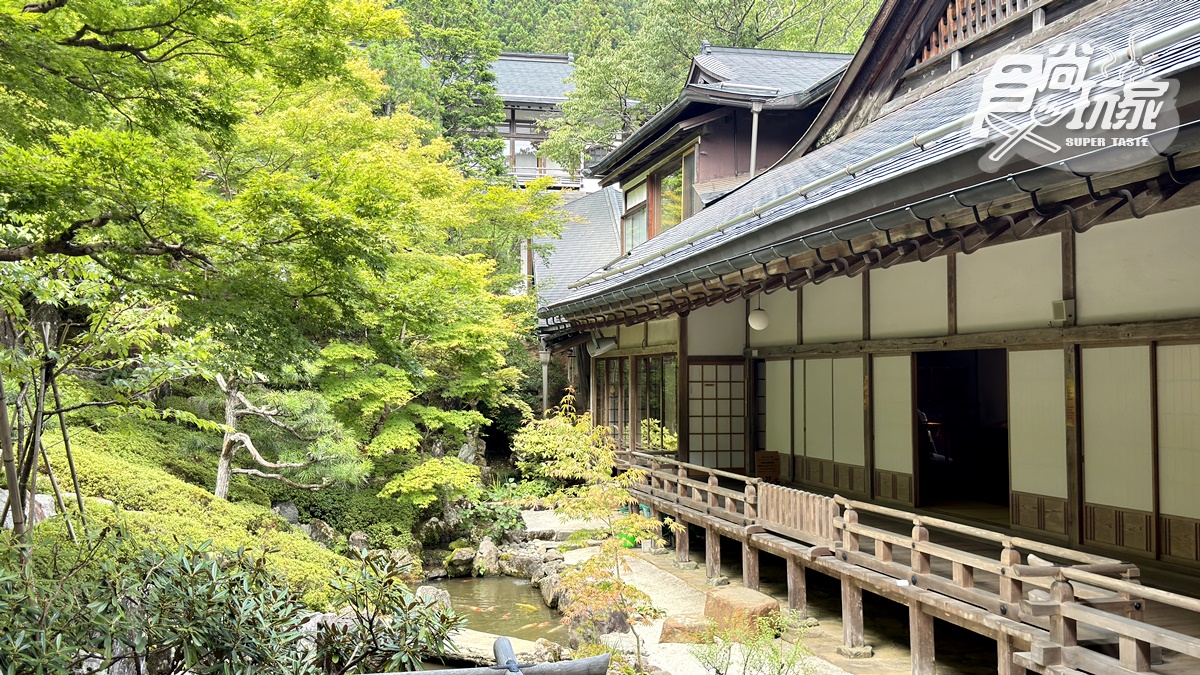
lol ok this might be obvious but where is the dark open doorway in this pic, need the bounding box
[915,349,1009,526]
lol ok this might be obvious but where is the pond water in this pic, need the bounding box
[426,576,566,643]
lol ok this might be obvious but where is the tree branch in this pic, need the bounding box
[228,432,312,469]
[230,468,330,490]
[22,0,67,13]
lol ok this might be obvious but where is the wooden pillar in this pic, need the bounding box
[841,579,865,649]
[909,603,935,675]
[787,556,807,617]
[1119,588,1151,671]
[705,526,721,579]
[677,312,689,463]
[675,519,690,564]
[998,634,1027,675]
[742,542,760,590]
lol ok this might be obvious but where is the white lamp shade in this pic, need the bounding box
[747,308,770,331]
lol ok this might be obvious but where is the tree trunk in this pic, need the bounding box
[214,438,235,500]
[213,379,239,500]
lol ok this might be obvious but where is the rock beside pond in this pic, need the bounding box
[445,547,476,577]
[415,585,451,610]
[534,637,570,662]
[539,572,565,608]
[499,551,544,579]
[474,537,500,576]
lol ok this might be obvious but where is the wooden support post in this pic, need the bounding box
[706,525,721,579]
[676,520,690,564]
[997,634,1027,675]
[677,467,686,498]
[1050,579,1077,648]
[844,507,860,553]
[999,545,1023,618]
[742,542,760,591]
[745,484,757,520]
[911,523,930,575]
[787,556,807,617]
[841,579,865,649]
[1119,589,1151,671]
[953,561,974,589]
[909,603,935,675]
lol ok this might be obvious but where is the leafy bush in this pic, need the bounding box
[379,457,481,509]
[688,612,812,675]
[43,427,347,608]
[0,532,463,675]
[267,482,421,553]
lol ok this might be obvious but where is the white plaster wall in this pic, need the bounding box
[870,257,948,339]
[765,360,792,457]
[1157,344,1200,520]
[833,358,866,466]
[1077,207,1200,325]
[792,360,806,459]
[688,301,745,356]
[647,318,679,347]
[872,355,913,474]
[1081,346,1153,512]
[1008,350,1068,499]
[958,236,1061,333]
[618,324,643,349]
[748,289,799,348]
[802,275,863,344]
[805,358,834,460]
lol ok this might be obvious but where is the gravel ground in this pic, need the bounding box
[563,547,852,675]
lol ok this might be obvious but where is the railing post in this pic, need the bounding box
[677,467,686,499]
[998,633,1027,675]
[745,483,757,520]
[999,544,1023,619]
[1050,578,1077,649]
[911,521,930,576]
[843,507,860,554]
[741,483,760,589]
[1118,588,1151,671]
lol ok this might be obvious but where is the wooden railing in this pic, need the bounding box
[615,452,1200,674]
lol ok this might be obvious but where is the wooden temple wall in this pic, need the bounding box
[593,203,1200,567]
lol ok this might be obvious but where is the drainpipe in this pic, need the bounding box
[749,101,763,178]
[539,348,551,412]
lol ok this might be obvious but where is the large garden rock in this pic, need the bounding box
[416,516,446,546]
[703,586,779,633]
[300,518,338,547]
[348,531,369,551]
[539,572,566,608]
[659,615,711,644]
[444,547,476,577]
[499,552,544,579]
[0,489,55,529]
[415,585,451,610]
[474,537,500,576]
[271,500,299,524]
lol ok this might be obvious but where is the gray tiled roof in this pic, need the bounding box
[691,47,850,97]
[534,187,622,309]
[492,53,575,103]
[546,0,1200,315]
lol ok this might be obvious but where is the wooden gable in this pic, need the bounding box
[918,0,1049,67]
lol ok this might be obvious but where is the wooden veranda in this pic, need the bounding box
[617,451,1200,675]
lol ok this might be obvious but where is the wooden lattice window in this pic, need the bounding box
[687,360,747,471]
[920,0,1043,66]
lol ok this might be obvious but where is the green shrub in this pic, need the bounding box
[43,428,346,608]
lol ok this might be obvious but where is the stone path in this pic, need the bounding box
[563,546,853,675]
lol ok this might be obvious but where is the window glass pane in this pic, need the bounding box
[625,182,647,209]
[623,208,647,252]
[513,140,538,171]
[658,165,684,233]
[682,152,699,219]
